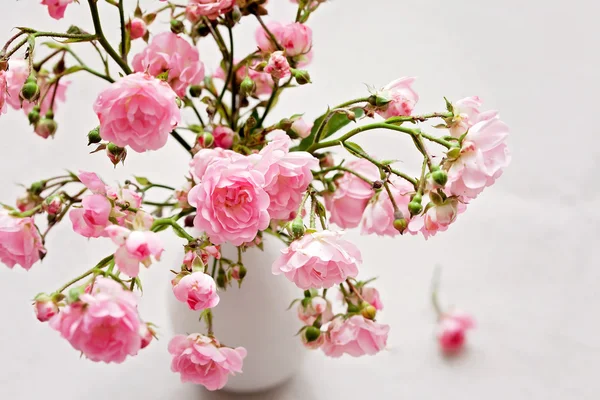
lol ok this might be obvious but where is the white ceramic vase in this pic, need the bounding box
[167,238,306,393]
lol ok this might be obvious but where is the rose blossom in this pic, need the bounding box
[172,272,220,311]
[105,225,164,277]
[49,278,145,363]
[362,287,384,311]
[291,117,312,139]
[69,194,112,238]
[93,73,180,152]
[372,77,419,119]
[212,126,235,149]
[189,147,243,182]
[321,315,390,357]
[254,131,318,221]
[0,212,45,270]
[361,177,413,237]
[446,116,510,200]
[448,96,499,138]
[186,0,234,20]
[41,0,74,20]
[272,230,362,289]
[132,32,205,97]
[129,18,147,40]
[78,170,107,195]
[326,159,379,229]
[256,22,313,61]
[437,311,475,353]
[189,156,270,246]
[169,334,247,391]
[264,51,291,81]
[0,71,7,116]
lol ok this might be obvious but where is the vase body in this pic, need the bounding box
[167,238,306,393]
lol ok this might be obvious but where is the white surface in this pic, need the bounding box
[0,0,598,399]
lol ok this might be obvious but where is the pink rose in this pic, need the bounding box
[256,22,313,60]
[41,0,74,20]
[407,199,465,239]
[447,96,498,138]
[129,18,147,40]
[172,272,220,311]
[291,117,312,138]
[272,230,362,289]
[437,311,475,353]
[373,77,419,119]
[189,147,244,182]
[188,157,270,246]
[212,125,235,149]
[77,170,107,194]
[175,181,192,209]
[187,0,234,20]
[0,212,45,270]
[361,178,413,236]
[255,132,318,221]
[0,71,7,116]
[297,296,332,325]
[132,32,205,97]
[362,287,384,311]
[446,116,510,200]
[93,72,181,152]
[105,226,164,277]
[325,159,379,229]
[264,51,291,81]
[321,316,390,357]
[49,278,145,363]
[169,334,247,391]
[69,194,112,238]
[34,294,59,322]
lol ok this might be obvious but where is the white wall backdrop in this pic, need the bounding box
[0,0,598,399]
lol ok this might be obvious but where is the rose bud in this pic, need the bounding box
[33,294,59,322]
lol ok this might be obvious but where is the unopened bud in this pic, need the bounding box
[30,181,45,195]
[231,264,247,281]
[277,118,293,131]
[43,196,62,215]
[189,85,202,98]
[198,132,214,148]
[216,272,227,289]
[139,323,154,349]
[231,5,242,24]
[408,201,423,216]
[20,77,40,102]
[184,214,195,227]
[304,326,321,343]
[240,76,256,96]
[431,170,448,187]
[34,117,57,139]
[28,106,40,125]
[345,110,356,121]
[106,143,127,166]
[368,93,391,107]
[319,153,335,169]
[245,116,257,129]
[170,19,185,34]
[393,210,407,233]
[292,69,311,85]
[291,217,305,239]
[53,58,66,75]
[361,305,377,320]
[87,126,102,145]
[33,293,59,322]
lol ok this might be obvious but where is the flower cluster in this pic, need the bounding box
[0,0,506,392]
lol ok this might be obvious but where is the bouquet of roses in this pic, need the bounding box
[0,0,509,391]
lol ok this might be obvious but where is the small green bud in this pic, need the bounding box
[106,143,127,166]
[347,303,360,313]
[240,76,256,96]
[431,170,448,187]
[170,19,185,34]
[199,132,214,148]
[20,77,40,102]
[303,290,312,298]
[393,217,408,233]
[231,5,242,24]
[87,126,102,145]
[30,181,45,195]
[291,217,305,239]
[412,193,422,204]
[408,201,423,216]
[28,108,40,125]
[68,286,85,303]
[216,273,227,288]
[277,118,293,131]
[304,326,321,343]
[361,305,377,320]
[292,69,311,85]
[446,147,461,160]
[189,85,203,98]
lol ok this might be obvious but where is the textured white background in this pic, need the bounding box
[1,0,598,399]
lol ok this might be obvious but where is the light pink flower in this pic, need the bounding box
[105,225,164,277]
[437,311,475,353]
[189,157,270,246]
[93,72,181,152]
[139,323,154,349]
[41,0,74,20]
[291,117,312,138]
[49,278,144,363]
[78,170,107,195]
[256,22,313,60]
[132,32,205,97]
[361,178,413,237]
[272,230,362,289]
[187,0,234,20]
[407,199,465,239]
[172,272,220,311]
[213,126,235,149]
[447,96,498,138]
[264,51,291,81]
[374,77,419,119]
[175,181,192,209]
[297,297,332,325]
[254,132,318,221]
[362,287,384,311]
[321,316,389,357]
[34,295,59,322]
[169,334,247,391]
[5,59,29,110]
[69,194,112,238]
[129,18,147,40]
[0,212,45,270]
[189,147,244,182]
[0,71,7,116]
[43,196,62,215]
[326,159,379,229]
[446,116,510,200]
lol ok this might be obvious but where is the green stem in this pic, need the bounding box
[151,218,195,242]
[383,180,400,214]
[57,254,114,293]
[170,130,192,154]
[10,205,42,218]
[206,309,214,336]
[431,265,444,318]
[141,183,176,193]
[228,26,238,130]
[258,82,279,127]
[1,31,26,54]
[255,14,283,51]
[117,0,127,63]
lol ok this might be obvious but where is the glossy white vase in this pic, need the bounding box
[167,238,306,393]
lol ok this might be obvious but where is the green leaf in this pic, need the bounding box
[41,41,65,50]
[444,97,454,114]
[432,123,448,129]
[342,141,367,158]
[134,176,151,186]
[63,66,84,75]
[297,108,364,151]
